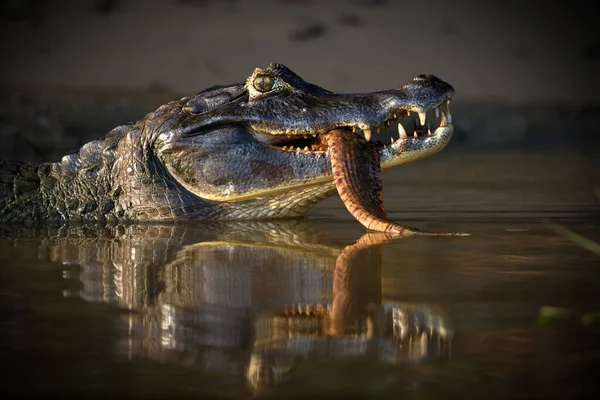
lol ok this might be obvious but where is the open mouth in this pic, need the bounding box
[350,99,452,147]
[248,98,454,236]
[252,99,452,153]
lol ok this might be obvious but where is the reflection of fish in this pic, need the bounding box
[12,221,452,392]
[0,64,455,235]
[246,231,451,392]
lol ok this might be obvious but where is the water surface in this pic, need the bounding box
[1,153,599,399]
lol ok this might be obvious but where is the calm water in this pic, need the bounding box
[1,154,599,399]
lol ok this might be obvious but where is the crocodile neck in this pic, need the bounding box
[0,124,189,222]
[0,134,122,222]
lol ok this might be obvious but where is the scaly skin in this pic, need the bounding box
[0,63,455,229]
[325,129,419,235]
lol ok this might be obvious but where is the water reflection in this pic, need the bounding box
[25,221,452,392]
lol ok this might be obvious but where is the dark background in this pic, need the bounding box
[0,0,599,162]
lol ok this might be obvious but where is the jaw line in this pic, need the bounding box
[178,124,453,204]
[380,124,454,169]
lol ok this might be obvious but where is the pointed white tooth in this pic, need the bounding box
[439,102,447,115]
[303,146,309,151]
[397,122,407,139]
[352,126,357,133]
[413,131,419,139]
[363,129,371,142]
[427,123,432,136]
[390,137,396,144]
[418,111,426,126]
[434,107,439,118]
[447,112,452,124]
[393,113,397,119]
[440,112,447,126]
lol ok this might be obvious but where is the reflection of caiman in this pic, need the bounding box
[18,221,452,392]
[0,64,454,234]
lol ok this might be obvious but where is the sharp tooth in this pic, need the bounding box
[303,146,309,151]
[440,112,447,127]
[289,146,295,150]
[398,122,407,139]
[393,113,397,119]
[282,146,288,150]
[434,107,439,118]
[413,131,419,139]
[364,129,371,142]
[418,111,426,125]
[447,112,452,124]
[390,137,396,144]
[439,102,447,116]
[352,126,357,133]
[427,123,432,136]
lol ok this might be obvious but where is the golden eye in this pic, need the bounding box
[253,75,274,92]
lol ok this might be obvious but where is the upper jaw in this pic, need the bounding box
[250,97,454,154]
[341,97,452,143]
[248,73,455,147]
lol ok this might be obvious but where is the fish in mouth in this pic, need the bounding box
[325,100,453,235]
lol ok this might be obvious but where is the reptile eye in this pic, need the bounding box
[253,75,274,92]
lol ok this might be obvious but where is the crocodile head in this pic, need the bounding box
[138,63,454,231]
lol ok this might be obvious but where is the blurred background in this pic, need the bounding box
[0,0,599,213]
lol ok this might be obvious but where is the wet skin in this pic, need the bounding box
[0,63,455,234]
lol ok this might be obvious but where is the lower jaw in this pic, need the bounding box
[194,124,453,210]
[380,124,454,169]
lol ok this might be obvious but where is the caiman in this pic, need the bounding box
[0,63,455,235]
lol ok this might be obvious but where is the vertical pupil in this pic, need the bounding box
[255,76,272,91]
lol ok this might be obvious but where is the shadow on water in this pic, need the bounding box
[1,218,599,398]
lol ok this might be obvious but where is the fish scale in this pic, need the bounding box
[325,129,418,236]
